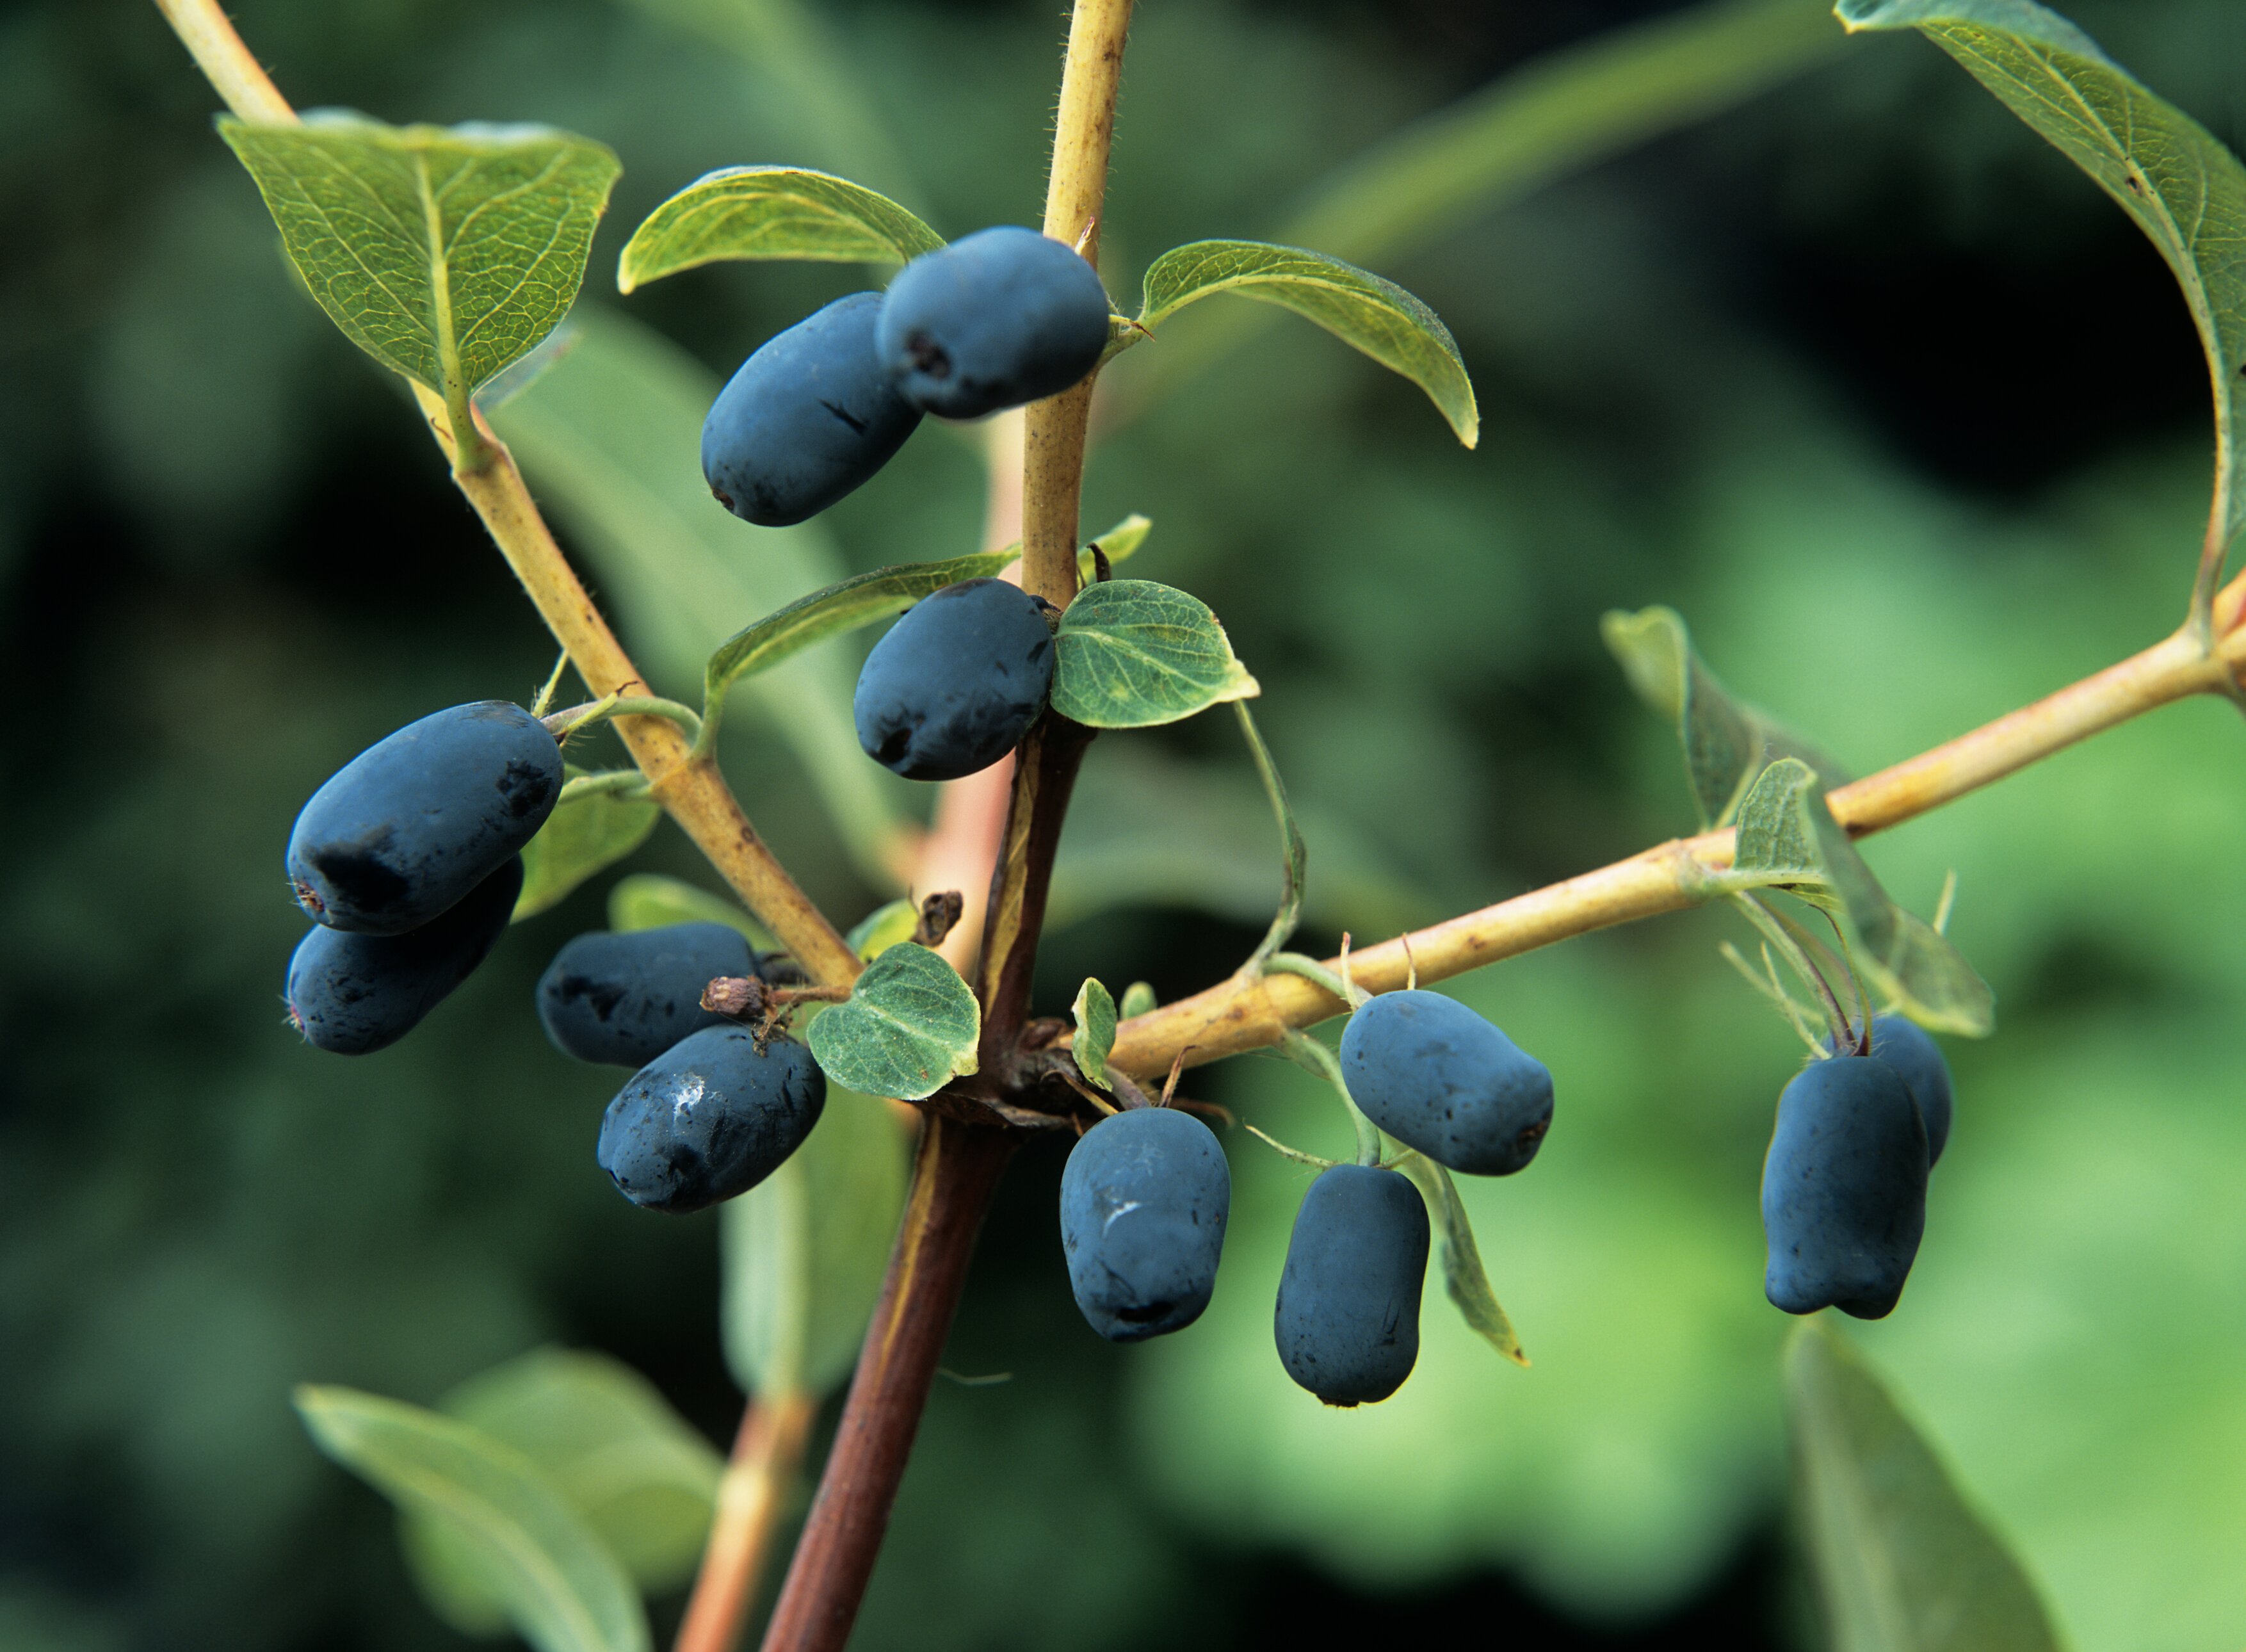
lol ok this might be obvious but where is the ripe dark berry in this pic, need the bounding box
[1058,1106,1231,1342]
[537,923,756,1068]
[1338,990,1554,1176]
[701,292,923,527]
[1831,1014,1953,1167]
[287,702,562,935]
[286,857,522,1055]
[852,578,1054,780]
[1762,1055,1929,1320]
[876,227,1111,419]
[595,1026,826,1214]
[1273,1163,1430,1406]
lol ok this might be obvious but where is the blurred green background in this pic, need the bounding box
[4,0,2244,1648]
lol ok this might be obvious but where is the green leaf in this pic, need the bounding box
[1070,979,1117,1090]
[606,873,772,947]
[1117,981,1158,1021]
[1787,1322,2064,1652]
[723,1092,911,1398]
[218,114,620,433]
[704,551,1022,712]
[1078,513,1152,583]
[422,1350,720,1600]
[844,898,918,962]
[1727,759,1996,1036]
[489,309,906,886]
[1837,0,2246,593]
[514,771,661,920]
[1396,1153,1530,1368]
[1136,240,1478,446]
[804,943,979,1101]
[295,1386,648,1652]
[1602,605,1850,829]
[1050,579,1261,729]
[617,165,946,293]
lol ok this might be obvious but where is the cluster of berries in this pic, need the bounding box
[1763,1014,1955,1318]
[1060,990,1555,1407]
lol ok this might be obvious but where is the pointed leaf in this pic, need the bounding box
[295,1386,648,1652]
[1787,1322,2064,1652]
[844,898,918,962]
[1117,981,1158,1021]
[219,114,620,423]
[1050,579,1260,729]
[1837,0,2246,575]
[426,1350,720,1596]
[1136,240,1476,445]
[1396,1153,1528,1367]
[1602,606,1849,829]
[723,1092,912,1398]
[606,873,770,946]
[804,943,979,1101]
[618,165,944,292]
[704,550,1022,711]
[1070,979,1117,1090]
[1729,757,1830,889]
[514,771,661,919]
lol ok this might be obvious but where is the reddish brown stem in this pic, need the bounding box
[756,1117,1017,1652]
[973,714,1095,1078]
[673,1391,817,1652]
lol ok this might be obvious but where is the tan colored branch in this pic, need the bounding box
[153,0,857,988]
[1106,622,2246,1079]
[672,1391,818,1652]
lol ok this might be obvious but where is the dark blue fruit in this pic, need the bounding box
[595,1026,826,1214]
[537,923,756,1069]
[1840,1014,1954,1167]
[1339,989,1553,1176]
[1763,1055,1929,1320]
[1059,1107,1231,1342]
[287,702,561,935]
[1273,1164,1430,1406]
[853,578,1054,781]
[876,226,1111,418]
[702,292,923,527]
[286,857,522,1055]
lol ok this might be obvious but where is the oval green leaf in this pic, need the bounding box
[514,773,662,920]
[218,114,620,431]
[804,942,979,1101]
[844,898,918,962]
[1117,981,1158,1021]
[1788,1322,2064,1652]
[1070,978,1117,1090]
[1396,1152,1529,1368]
[1838,0,2246,610]
[722,1092,912,1399]
[1136,239,1478,446]
[618,165,946,292]
[607,872,772,947]
[1050,579,1260,730]
[295,1385,649,1652]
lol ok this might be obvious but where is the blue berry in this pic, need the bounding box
[1844,1014,1955,1167]
[1059,1106,1231,1342]
[877,227,1111,419]
[287,702,561,935]
[1273,1163,1430,1406]
[537,923,757,1069]
[853,578,1053,780]
[595,1026,826,1213]
[286,857,522,1055]
[1763,1055,1929,1319]
[1339,989,1553,1176]
[702,292,923,526]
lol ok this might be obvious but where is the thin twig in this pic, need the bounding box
[672,1391,817,1652]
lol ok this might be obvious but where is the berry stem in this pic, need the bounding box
[1277,1028,1383,1168]
[150,0,859,991]
[1106,619,2246,1079]
[670,1390,816,1652]
[757,1117,1015,1652]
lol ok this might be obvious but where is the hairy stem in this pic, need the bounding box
[1107,620,2246,1078]
[673,1391,817,1652]
[757,1118,1015,1652]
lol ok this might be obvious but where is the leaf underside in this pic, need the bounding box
[1396,1153,1528,1366]
[607,873,772,947]
[514,772,661,919]
[1071,978,1117,1089]
[617,165,946,291]
[220,113,620,412]
[1136,239,1480,446]
[804,943,980,1101]
[1050,579,1261,729]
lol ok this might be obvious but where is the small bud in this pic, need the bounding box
[916,890,965,947]
[702,975,765,1017]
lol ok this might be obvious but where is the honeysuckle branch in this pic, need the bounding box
[1104,610,2246,1080]
[152,0,859,991]
[672,1390,816,1652]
